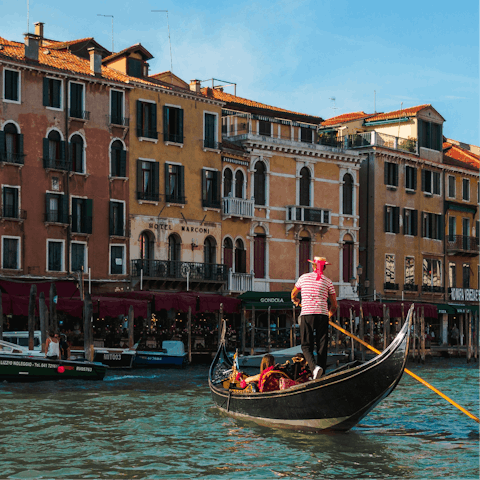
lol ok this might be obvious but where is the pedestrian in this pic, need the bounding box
[59,334,70,360]
[291,256,337,379]
[45,330,60,360]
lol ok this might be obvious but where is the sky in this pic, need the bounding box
[2,0,479,145]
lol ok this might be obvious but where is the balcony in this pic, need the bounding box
[69,109,90,121]
[222,195,255,219]
[107,115,129,127]
[227,270,254,293]
[0,152,25,165]
[43,157,70,171]
[137,128,158,140]
[1,207,26,221]
[131,259,228,290]
[446,235,479,256]
[285,205,330,235]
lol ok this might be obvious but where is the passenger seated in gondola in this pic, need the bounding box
[277,353,312,390]
[245,354,275,386]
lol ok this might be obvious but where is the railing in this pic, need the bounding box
[110,224,129,237]
[446,235,479,254]
[43,157,70,171]
[222,195,255,218]
[107,115,129,127]
[1,207,26,220]
[0,152,25,165]
[165,194,186,205]
[421,285,444,293]
[164,132,183,144]
[69,109,90,120]
[137,191,160,202]
[44,212,69,224]
[403,284,418,292]
[317,132,417,153]
[384,282,399,290]
[227,269,254,293]
[131,259,228,282]
[204,139,219,150]
[286,205,330,224]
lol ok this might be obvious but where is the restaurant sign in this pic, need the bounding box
[450,288,480,302]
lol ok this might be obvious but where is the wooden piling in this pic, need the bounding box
[292,306,297,347]
[474,312,479,362]
[218,303,223,345]
[349,308,355,362]
[49,283,57,333]
[241,308,246,356]
[187,306,192,364]
[368,314,374,349]
[39,292,47,353]
[83,293,94,362]
[128,305,134,349]
[28,284,37,350]
[420,307,426,364]
[267,306,271,353]
[0,292,3,340]
[359,306,365,361]
[250,306,255,356]
[466,310,472,364]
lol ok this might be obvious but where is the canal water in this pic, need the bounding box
[0,358,478,479]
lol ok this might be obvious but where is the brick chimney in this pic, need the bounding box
[88,47,102,76]
[189,79,201,94]
[34,22,44,43]
[24,33,40,61]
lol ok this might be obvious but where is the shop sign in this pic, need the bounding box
[260,297,284,303]
[450,288,480,302]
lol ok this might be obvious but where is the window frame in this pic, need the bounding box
[2,185,20,219]
[69,132,85,174]
[405,165,417,191]
[385,253,395,285]
[203,111,219,150]
[109,199,126,236]
[462,178,470,201]
[109,244,126,275]
[46,239,65,273]
[109,89,125,125]
[403,208,418,236]
[163,104,184,145]
[137,99,158,141]
[1,235,21,270]
[3,68,21,104]
[384,205,400,234]
[110,139,127,178]
[68,81,86,118]
[404,256,415,287]
[384,162,399,187]
[71,196,93,234]
[43,76,63,111]
[447,175,456,199]
[165,162,185,204]
[422,169,441,196]
[71,241,88,273]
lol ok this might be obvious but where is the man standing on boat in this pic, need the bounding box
[291,256,337,379]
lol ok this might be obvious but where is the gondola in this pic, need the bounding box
[209,305,413,433]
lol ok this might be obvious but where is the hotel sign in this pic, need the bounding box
[450,288,480,302]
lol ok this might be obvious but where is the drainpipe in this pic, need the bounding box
[65,79,71,273]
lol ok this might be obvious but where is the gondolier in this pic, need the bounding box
[291,256,337,379]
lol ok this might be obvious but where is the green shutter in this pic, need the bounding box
[85,199,93,234]
[45,193,51,219]
[201,169,206,203]
[120,149,127,178]
[393,207,400,233]
[109,201,114,235]
[0,131,5,155]
[421,169,425,192]
[163,106,169,139]
[137,160,143,199]
[152,162,159,199]
[413,167,417,190]
[53,80,61,108]
[384,163,388,184]
[71,198,78,232]
[136,100,142,136]
[178,108,184,143]
[43,78,49,106]
[60,141,66,161]
[151,104,157,138]
[417,119,423,149]
[179,165,185,202]
[119,202,124,233]
[17,134,24,157]
[213,170,220,205]
[384,206,388,232]
[43,138,49,165]
[111,91,119,121]
[412,210,418,236]
[164,163,169,197]
[61,195,68,223]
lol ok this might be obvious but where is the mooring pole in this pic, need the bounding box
[28,284,37,350]
[241,307,246,356]
[39,292,47,353]
[187,306,192,364]
[128,305,134,349]
[267,306,271,353]
[250,306,255,356]
[420,307,426,364]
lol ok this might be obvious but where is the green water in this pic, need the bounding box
[0,358,478,479]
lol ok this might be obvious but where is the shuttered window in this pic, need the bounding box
[254,234,266,278]
[136,101,157,139]
[47,241,63,271]
[110,91,124,125]
[2,238,19,269]
[384,162,398,187]
[69,83,84,118]
[204,113,216,148]
[254,161,266,205]
[4,70,19,102]
[110,140,126,177]
[43,78,61,108]
[165,163,185,204]
[163,106,184,144]
[71,243,86,272]
[71,198,93,234]
[136,160,159,202]
[109,201,125,236]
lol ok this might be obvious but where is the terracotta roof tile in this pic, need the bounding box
[321,111,376,127]
[102,43,153,63]
[366,104,431,123]
[201,87,323,124]
[48,38,94,50]
[443,141,480,170]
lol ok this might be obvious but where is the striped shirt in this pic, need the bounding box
[295,272,335,316]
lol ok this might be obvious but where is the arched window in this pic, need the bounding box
[343,173,353,215]
[299,234,311,276]
[254,227,266,278]
[223,237,233,270]
[47,130,62,161]
[235,239,246,273]
[299,167,311,206]
[254,161,266,205]
[70,134,84,173]
[223,168,233,197]
[110,140,126,177]
[235,170,244,199]
[342,235,354,283]
[2,123,23,163]
[139,230,154,275]
[204,236,216,264]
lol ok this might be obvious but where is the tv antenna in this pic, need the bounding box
[152,10,173,73]
[329,97,338,113]
[97,14,114,52]
[27,0,30,33]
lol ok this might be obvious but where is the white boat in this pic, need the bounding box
[70,347,136,369]
[133,341,188,368]
[238,346,348,369]
[0,338,43,356]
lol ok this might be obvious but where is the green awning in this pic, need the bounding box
[437,304,456,314]
[238,291,298,310]
[448,304,479,314]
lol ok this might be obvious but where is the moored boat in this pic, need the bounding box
[133,341,188,368]
[70,347,136,368]
[209,305,413,433]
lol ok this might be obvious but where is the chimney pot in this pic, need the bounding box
[24,33,40,62]
[34,22,44,40]
[88,47,102,76]
[190,79,201,94]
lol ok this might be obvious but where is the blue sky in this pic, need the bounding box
[2,0,479,145]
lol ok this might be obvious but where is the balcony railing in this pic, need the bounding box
[43,157,70,171]
[421,285,444,293]
[317,132,417,153]
[446,235,479,255]
[403,284,418,292]
[164,132,183,144]
[137,128,158,139]
[384,282,399,291]
[71,217,93,235]
[44,212,68,224]
[69,109,90,120]
[0,152,25,165]
[286,205,330,225]
[222,195,255,218]
[131,259,228,282]
[107,115,129,127]
[227,270,254,293]
[137,191,160,202]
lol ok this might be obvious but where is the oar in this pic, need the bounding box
[329,319,480,424]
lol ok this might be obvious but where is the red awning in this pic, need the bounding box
[338,300,438,319]
[0,279,80,298]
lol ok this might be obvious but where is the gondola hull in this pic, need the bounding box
[209,307,412,433]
